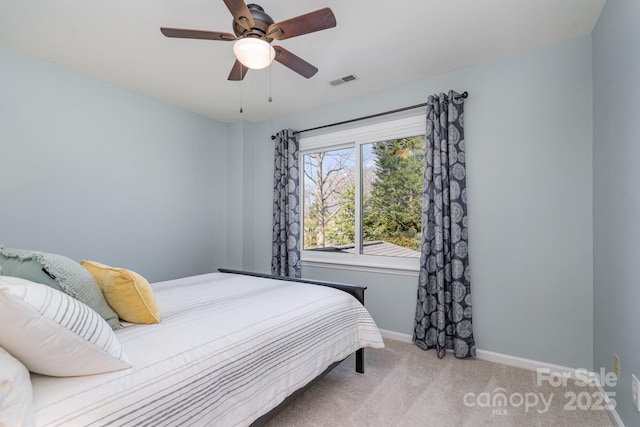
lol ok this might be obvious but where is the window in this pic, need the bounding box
[300,115,425,271]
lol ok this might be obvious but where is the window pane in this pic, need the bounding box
[303,147,355,251]
[361,136,425,258]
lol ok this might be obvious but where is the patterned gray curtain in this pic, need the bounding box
[271,129,302,278]
[413,91,476,359]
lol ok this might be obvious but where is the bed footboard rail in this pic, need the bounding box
[217,268,367,305]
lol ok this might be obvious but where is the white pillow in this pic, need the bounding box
[0,346,34,427]
[0,276,132,377]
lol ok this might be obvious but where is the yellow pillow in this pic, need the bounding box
[80,260,160,324]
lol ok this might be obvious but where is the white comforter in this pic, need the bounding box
[31,272,384,426]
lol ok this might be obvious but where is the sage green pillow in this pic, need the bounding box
[0,245,120,330]
[0,253,63,292]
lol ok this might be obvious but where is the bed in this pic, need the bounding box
[21,268,384,426]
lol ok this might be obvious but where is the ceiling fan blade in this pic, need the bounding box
[160,27,236,41]
[223,0,255,31]
[273,46,318,79]
[227,60,249,81]
[268,8,336,40]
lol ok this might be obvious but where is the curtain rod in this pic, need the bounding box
[271,91,468,140]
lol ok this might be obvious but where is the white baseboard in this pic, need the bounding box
[378,329,624,426]
[474,348,575,376]
[379,329,413,343]
[593,378,626,427]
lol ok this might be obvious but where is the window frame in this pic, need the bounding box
[299,114,425,274]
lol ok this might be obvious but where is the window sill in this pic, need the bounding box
[301,258,420,277]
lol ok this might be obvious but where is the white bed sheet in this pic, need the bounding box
[31,272,384,426]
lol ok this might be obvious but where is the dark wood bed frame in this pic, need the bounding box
[217,268,369,426]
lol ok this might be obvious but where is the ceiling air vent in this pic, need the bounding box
[330,74,358,86]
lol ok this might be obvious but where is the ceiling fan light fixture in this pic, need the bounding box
[233,38,275,70]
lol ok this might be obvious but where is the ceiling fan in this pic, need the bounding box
[160,1,337,81]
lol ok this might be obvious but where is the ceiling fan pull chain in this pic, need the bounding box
[268,63,273,103]
[240,66,244,113]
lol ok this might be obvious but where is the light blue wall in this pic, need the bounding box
[225,121,245,270]
[593,0,640,425]
[242,35,595,369]
[0,46,228,282]
[223,120,263,272]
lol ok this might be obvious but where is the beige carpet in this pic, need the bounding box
[267,338,615,427]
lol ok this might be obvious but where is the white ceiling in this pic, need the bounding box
[0,0,605,123]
